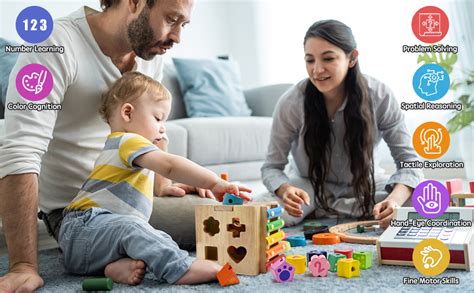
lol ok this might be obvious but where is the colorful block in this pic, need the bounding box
[266,230,286,247]
[303,221,322,231]
[334,248,353,259]
[286,255,306,274]
[286,235,306,247]
[267,218,285,233]
[328,253,346,272]
[267,206,283,218]
[306,250,327,265]
[216,263,240,286]
[271,258,295,282]
[308,255,329,277]
[223,193,244,205]
[266,254,285,272]
[337,258,360,278]
[353,251,372,269]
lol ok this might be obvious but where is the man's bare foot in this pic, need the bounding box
[175,260,222,285]
[104,258,146,285]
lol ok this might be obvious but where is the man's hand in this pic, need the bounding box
[373,199,399,228]
[0,263,44,293]
[158,182,217,200]
[276,183,310,217]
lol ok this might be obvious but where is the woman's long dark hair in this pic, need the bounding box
[303,20,375,218]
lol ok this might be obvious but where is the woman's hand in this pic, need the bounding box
[373,199,399,228]
[276,183,310,217]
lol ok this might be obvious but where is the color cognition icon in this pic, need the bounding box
[412,180,450,219]
[412,64,450,101]
[411,6,449,43]
[16,6,53,43]
[413,238,450,276]
[16,64,54,101]
[413,121,450,159]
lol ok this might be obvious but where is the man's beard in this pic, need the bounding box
[127,6,173,60]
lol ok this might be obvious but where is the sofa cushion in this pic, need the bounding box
[171,117,272,166]
[165,122,187,157]
[172,58,251,117]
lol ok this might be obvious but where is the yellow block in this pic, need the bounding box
[266,230,285,247]
[286,255,306,274]
[337,258,360,278]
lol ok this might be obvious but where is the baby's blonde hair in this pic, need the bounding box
[99,72,171,123]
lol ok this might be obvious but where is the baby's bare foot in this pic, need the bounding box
[104,258,146,285]
[175,260,222,285]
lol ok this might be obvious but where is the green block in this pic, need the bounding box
[353,251,372,269]
[328,253,346,272]
[303,221,322,231]
[356,224,365,233]
[82,278,113,291]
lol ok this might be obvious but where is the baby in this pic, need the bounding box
[59,72,251,285]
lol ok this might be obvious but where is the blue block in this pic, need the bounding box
[286,236,306,247]
[267,205,283,218]
[223,193,244,205]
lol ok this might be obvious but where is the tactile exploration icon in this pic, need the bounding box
[412,180,450,219]
[15,64,54,101]
[411,6,449,43]
[412,64,450,101]
[413,238,450,276]
[15,6,53,43]
[413,121,450,159]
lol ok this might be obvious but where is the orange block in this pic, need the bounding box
[312,233,340,245]
[216,263,240,286]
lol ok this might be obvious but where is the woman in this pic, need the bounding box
[261,20,423,228]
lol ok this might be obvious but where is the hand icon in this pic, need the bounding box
[417,183,442,214]
[420,245,443,269]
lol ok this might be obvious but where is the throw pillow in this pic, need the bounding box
[172,58,251,117]
[0,38,20,106]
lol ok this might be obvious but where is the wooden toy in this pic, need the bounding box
[217,263,240,286]
[223,193,244,205]
[308,255,329,277]
[329,220,379,244]
[196,202,286,275]
[286,255,306,274]
[312,233,340,245]
[446,179,474,207]
[286,235,306,247]
[377,207,474,271]
[307,250,327,265]
[303,221,322,231]
[266,254,285,272]
[328,253,346,272]
[271,257,295,283]
[267,218,285,233]
[304,225,329,239]
[82,278,113,291]
[353,251,372,269]
[334,248,353,259]
[337,258,360,278]
[281,241,291,252]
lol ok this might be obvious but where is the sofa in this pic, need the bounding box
[0,61,292,253]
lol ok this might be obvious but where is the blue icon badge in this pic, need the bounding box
[16,6,53,44]
[412,64,450,101]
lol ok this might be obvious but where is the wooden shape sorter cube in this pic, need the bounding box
[196,202,280,275]
[353,251,372,269]
[337,258,360,278]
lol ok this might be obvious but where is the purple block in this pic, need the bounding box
[271,259,295,283]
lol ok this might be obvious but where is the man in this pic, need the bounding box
[0,0,215,291]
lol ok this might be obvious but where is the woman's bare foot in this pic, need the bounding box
[104,258,146,285]
[175,260,222,285]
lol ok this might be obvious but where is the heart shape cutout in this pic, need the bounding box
[227,246,247,263]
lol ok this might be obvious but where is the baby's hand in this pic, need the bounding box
[211,180,252,202]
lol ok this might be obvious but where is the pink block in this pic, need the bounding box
[271,259,295,283]
[309,255,329,277]
[334,248,353,259]
[446,179,464,194]
[470,181,474,193]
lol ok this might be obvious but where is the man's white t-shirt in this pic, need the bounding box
[0,6,164,213]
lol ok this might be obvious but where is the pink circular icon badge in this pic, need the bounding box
[16,64,53,101]
[411,6,449,44]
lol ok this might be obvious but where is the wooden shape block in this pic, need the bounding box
[266,254,285,272]
[271,259,295,282]
[353,251,372,269]
[312,233,340,245]
[336,258,360,278]
[308,255,329,277]
[328,253,346,272]
[286,235,306,247]
[223,193,244,205]
[286,255,306,274]
[217,263,240,286]
[306,250,327,265]
[303,221,322,231]
[334,248,353,259]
